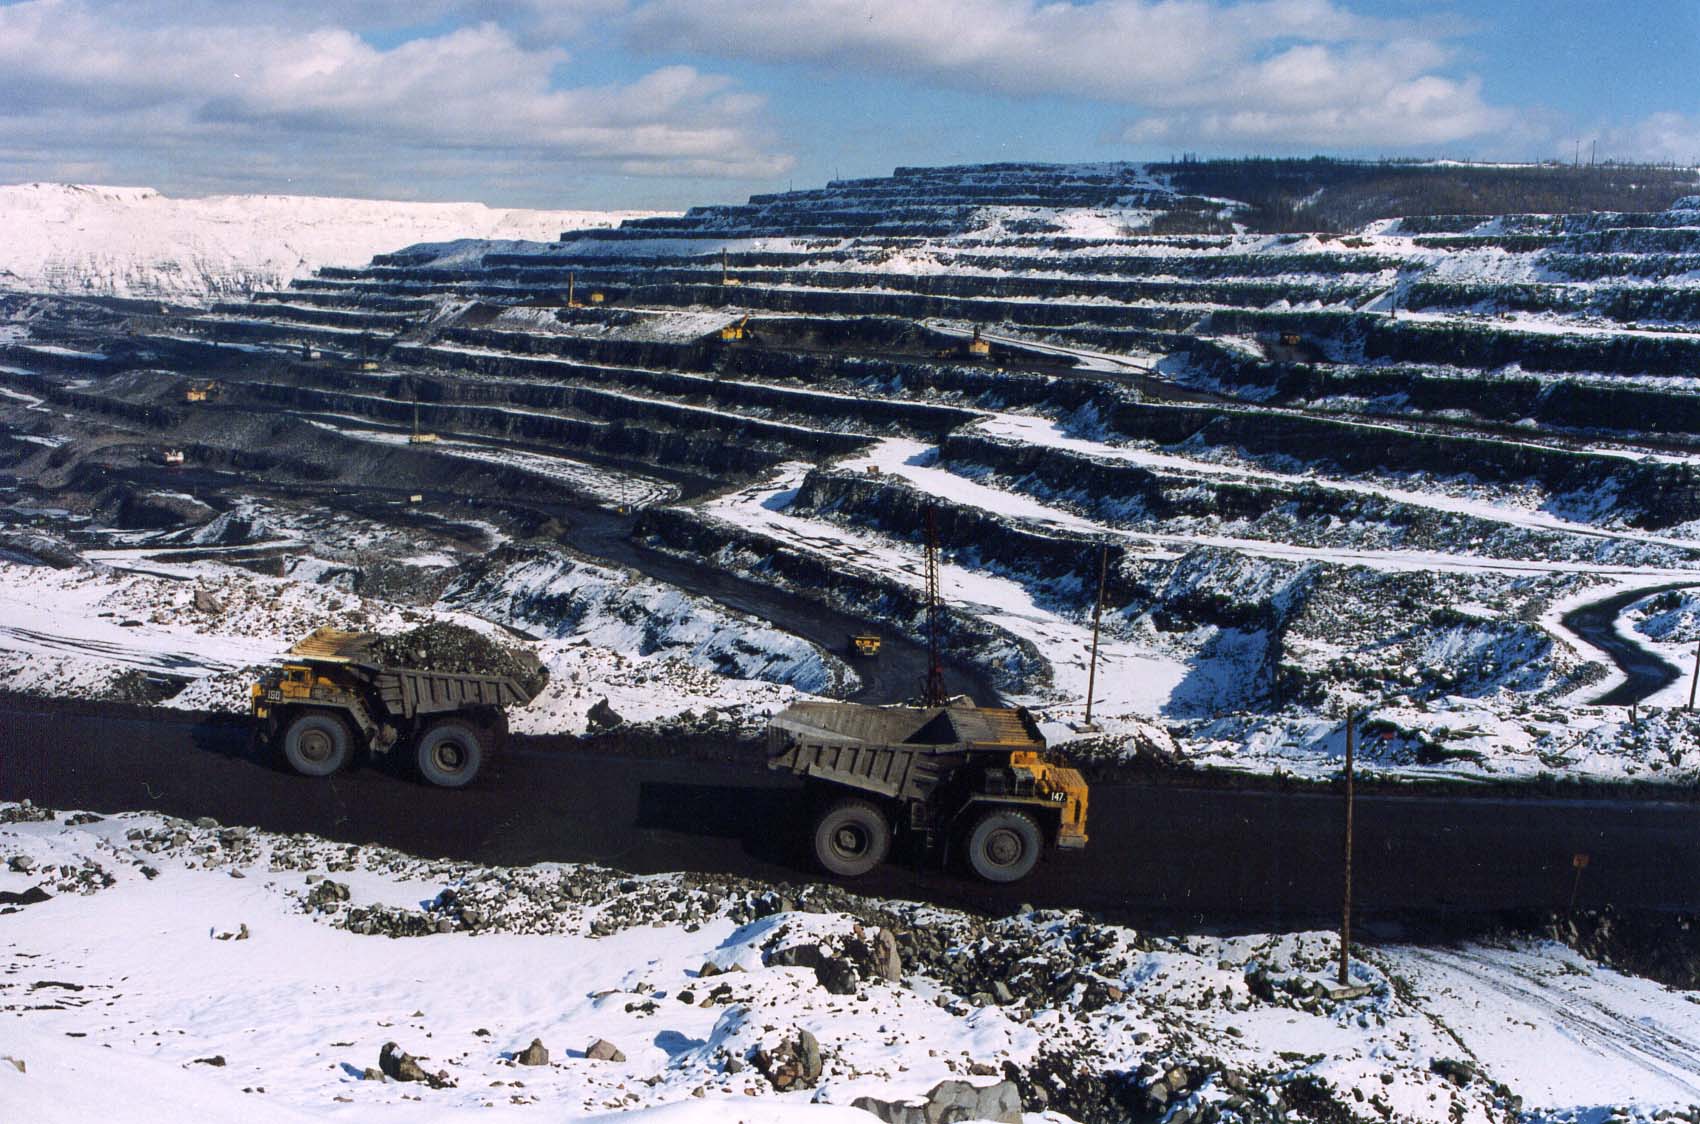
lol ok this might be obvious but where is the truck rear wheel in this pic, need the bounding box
[281,711,352,778]
[966,808,1042,883]
[416,720,486,788]
[813,798,891,878]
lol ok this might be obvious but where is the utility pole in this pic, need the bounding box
[1688,636,1700,711]
[922,505,946,707]
[1339,709,1356,986]
[1083,542,1108,728]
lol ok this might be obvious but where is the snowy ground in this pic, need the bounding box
[5,803,1693,1123]
[0,183,663,303]
[0,555,828,736]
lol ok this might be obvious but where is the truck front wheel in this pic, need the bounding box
[416,720,486,788]
[281,711,353,778]
[813,798,891,878]
[966,808,1042,883]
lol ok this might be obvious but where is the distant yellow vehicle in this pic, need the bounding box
[848,633,882,658]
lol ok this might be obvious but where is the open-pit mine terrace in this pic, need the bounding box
[6,161,1700,781]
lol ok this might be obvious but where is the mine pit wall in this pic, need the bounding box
[211,301,420,332]
[393,341,979,436]
[473,258,1380,308]
[789,466,1307,631]
[940,431,1502,546]
[1403,279,1700,323]
[239,380,807,478]
[1198,349,1700,442]
[721,347,1116,416]
[0,370,180,428]
[0,346,115,377]
[255,289,437,313]
[611,282,1208,332]
[1199,306,1700,379]
[1093,399,1700,529]
[634,504,1047,695]
[780,467,1307,707]
[1546,252,1700,282]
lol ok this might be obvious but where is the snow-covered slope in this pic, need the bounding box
[0,183,663,304]
[11,803,1693,1122]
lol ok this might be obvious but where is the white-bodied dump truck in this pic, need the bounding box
[766,699,1089,883]
[251,626,546,788]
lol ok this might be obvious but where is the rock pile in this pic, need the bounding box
[1543,905,1700,990]
[368,621,546,694]
[752,1028,821,1090]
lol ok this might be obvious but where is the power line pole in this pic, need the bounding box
[1083,542,1108,728]
[1688,636,1700,711]
[922,505,946,707]
[1339,709,1356,986]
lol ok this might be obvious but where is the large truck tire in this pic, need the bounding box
[812,797,891,877]
[416,720,487,788]
[281,711,353,778]
[965,808,1042,883]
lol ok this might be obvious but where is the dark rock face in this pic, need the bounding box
[1543,906,1700,990]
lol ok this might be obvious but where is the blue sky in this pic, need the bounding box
[2,0,1696,209]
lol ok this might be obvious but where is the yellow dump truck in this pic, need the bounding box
[766,699,1088,883]
[251,627,546,788]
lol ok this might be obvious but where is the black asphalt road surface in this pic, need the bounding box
[4,699,1697,932]
[1564,582,1698,706]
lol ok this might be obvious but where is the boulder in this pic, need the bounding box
[852,1079,1024,1124]
[516,1038,548,1066]
[1430,1057,1477,1086]
[754,1029,823,1090]
[585,1038,626,1063]
[871,927,903,982]
[587,697,624,732]
[378,1042,454,1088]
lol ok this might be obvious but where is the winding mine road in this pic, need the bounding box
[4,699,1696,932]
[1563,583,1697,705]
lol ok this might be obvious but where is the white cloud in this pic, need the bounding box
[0,0,790,200]
[627,0,1512,149]
[1585,113,1700,167]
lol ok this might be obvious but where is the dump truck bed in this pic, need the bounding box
[767,699,1044,802]
[284,627,545,715]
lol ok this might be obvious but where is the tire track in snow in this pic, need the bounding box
[1397,945,1700,1099]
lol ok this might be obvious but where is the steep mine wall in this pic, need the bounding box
[936,432,1664,564]
[393,343,977,436]
[635,504,1047,693]
[1096,400,1700,528]
[239,381,802,476]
